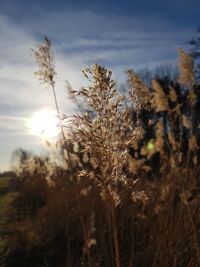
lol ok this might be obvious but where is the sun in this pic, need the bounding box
[28,109,60,140]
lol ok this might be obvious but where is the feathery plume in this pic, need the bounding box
[151,80,169,112]
[127,69,151,111]
[178,48,195,87]
[32,37,57,88]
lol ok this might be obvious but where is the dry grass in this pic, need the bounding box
[2,38,200,267]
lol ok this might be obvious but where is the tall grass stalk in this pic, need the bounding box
[33,37,93,267]
[32,37,73,168]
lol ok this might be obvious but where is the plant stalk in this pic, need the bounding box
[111,200,121,267]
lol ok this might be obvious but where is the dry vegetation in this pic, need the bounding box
[1,38,200,267]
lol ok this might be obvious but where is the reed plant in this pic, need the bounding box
[3,38,200,267]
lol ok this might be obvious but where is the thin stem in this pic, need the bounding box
[180,182,200,264]
[111,200,121,267]
[51,84,64,137]
[164,136,200,265]
[51,83,73,169]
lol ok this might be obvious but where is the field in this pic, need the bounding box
[0,176,15,210]
[1,38,200,267]
[0,175,16,266]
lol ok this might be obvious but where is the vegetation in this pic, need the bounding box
[1,37,200,266]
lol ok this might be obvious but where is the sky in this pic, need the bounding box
[0,0,200,171]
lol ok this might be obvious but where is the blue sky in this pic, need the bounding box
[0,0,199,171]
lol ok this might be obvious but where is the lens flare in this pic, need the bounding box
[147,142,154,151]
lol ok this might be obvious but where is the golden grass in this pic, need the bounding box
[3,38,200,267]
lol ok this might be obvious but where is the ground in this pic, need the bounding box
[0,175,16,266]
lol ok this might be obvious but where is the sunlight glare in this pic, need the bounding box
[29,109,60,140]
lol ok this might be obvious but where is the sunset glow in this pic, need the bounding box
[29,109,59,140]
